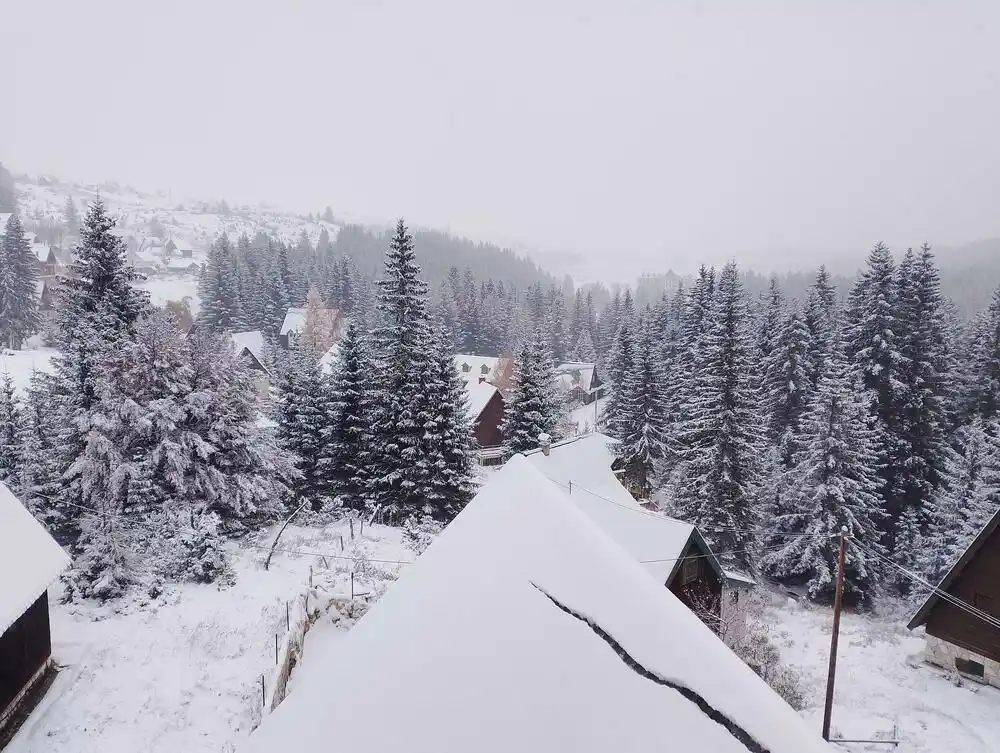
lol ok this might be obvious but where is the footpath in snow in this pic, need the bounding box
[7,521,407,753]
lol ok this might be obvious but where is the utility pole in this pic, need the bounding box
[822,527,849,741]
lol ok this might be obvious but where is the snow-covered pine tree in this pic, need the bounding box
[546,286,568,364]
[803,274,837,393]
[0,373,19,483]
[0,213,40,347]
[920,418,1000,584]
[669,262,765,572]
[275,344,335,511]
[893,244,951,544]
[617,317,668,498]
[764,306,813,465]
[501,329,560,459]
[760,335,886,605]
[15,371,66,534]
[598,289,622,355]
[419,321,477,521]
[570,326,597,362]
[300,285,335,356]
[366,219,434,524]
[756,276,785,365]
[844,242,904,533]
[323,320,373,513]
[602,310,637,440]
[198,233,244,330]
[964,286,1000,422]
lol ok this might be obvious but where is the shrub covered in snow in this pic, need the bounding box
[401,514,443,556]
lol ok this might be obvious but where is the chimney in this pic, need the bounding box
[538,432,552,456]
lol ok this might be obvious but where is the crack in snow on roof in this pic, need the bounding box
[530,582,770,753]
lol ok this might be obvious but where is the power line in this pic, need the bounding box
[252,544,415,567]
[850,538,1000,632]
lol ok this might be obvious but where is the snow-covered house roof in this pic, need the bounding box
[523,433,722,585]
[465,380,500,420]
[319,342,340,374]
[279,308,306,337]
[230,330,266,364]
[554,361,597,393]
[0,482,70,634]
[454,354,498,384]
[32,243,56,263]
[245,456,829,753]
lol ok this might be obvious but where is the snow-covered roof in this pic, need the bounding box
[32,243,54,263]
[319,342,341,374]
[524,433,712,584]
[245,456,829,753]
[0,481,70,634]
[454,354,498,384]
[554,361,596,392]
[279,308,306,337]
[465,380,500,420]
[230,330,265,363]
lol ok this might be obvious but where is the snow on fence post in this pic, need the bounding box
[349,518,355,539]
[262,593,311,717]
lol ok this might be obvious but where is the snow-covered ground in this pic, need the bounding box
[0,346,58,396]
[7,520,408,753]
[137,274,202,314]
[769,594,1000,752]
[568,396,606,434]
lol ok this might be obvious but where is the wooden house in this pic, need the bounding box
[230,330,271,402]
[466,382,505,462]
[0,483,69,737]
[908,507,1000,686]
[553,361,604,404]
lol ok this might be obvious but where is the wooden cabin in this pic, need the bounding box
[908,507,1000,686]
[0,483,69,738]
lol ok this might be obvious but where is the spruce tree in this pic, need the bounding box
[670,263,765,571]
[803,266,838,391]
[16,371,66,532]
[844,242,904,532]
[965,286,1000,422]
[617,318,668,498]
[0,373,19,483]
[921,418,1000,584]
[367,219,434,523]
[324,320,373,512]
[198,234,244,330]
[0,213,40,348]
[765,306,813,465]
[275,345,335,511]
[570,327,597,362]
[894,244,951,531]
[760,336,886,605]
[501,329,560,458]
[756,277,785,364]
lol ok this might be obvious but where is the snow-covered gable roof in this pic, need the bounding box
[523,433,716,584]
[279,308,306,337]
[454,354,498,384]
[318,342,340,375]
[33,243,55,263]
[245,457,829,753]
[554,361,596,392]
[465,380,500,420]
[0,481,70,634]
[230,330,266,364]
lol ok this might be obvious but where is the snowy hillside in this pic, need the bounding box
[16,175,341,256]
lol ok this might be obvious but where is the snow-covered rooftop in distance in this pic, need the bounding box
[524,433,704,583]
[230,330,265,363]
[279,308,306,337]
[33,243,54,263]
[465,379,500,420]
[554,361,596,392]
[0,481,70,634]
[318,342,341,374]
[245,457,829,753]
[453,354,498,385]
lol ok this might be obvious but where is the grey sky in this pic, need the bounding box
[5,0,999,282]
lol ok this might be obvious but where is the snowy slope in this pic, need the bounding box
[246,457,831,753]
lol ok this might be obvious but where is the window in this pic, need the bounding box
[461,363,470,373]
[955,657,985,679]
[681,558,700,585]
[974,593,994,615]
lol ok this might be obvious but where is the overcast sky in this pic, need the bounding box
[4,1,999,282]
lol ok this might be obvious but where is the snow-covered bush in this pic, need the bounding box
[401,515,443,556]
[62,512,138,601]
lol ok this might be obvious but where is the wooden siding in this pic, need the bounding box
[925,525,1000,662]
[667,540,723,629]
[0,592,52,721]
[474,390,505,449]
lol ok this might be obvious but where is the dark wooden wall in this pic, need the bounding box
[474,391,505,448]
[0,593,52,718]
[927,528,1000,661]
[667,542,723,628]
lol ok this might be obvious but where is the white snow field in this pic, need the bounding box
[245,457,832,753]
[6,521,407,753]
[770,595,1000,752]
[0,347,58,397]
